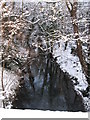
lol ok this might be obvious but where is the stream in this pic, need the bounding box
[12,51,85,111]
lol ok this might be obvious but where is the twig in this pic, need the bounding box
[22,18,40,25]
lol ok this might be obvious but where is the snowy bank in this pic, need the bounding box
[0,67,19,108]
[53,40,89,110]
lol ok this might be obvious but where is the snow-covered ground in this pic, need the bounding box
[53,39,89,111]
[0,67,19,108]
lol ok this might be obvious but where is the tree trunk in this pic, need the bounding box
[1,2,5,108]
[66,0,87,76]
[22,0,23,14]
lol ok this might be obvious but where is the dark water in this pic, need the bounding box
[12,52,85,111]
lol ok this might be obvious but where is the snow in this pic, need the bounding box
[5,0,90,3]
[53,39,89,110]
[6,0,90,2]
[67,1,72,11]
[0,0,89,110]
[0,67,19,108]
[83,96,90,111]
[0,96,5,100]
[53,40,88,91]
[7,0,61,2]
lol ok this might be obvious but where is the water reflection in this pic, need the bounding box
[12,50,85,111]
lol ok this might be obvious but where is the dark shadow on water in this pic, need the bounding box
[12,51,85,111]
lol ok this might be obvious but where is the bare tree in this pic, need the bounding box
[66,0,87,77]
